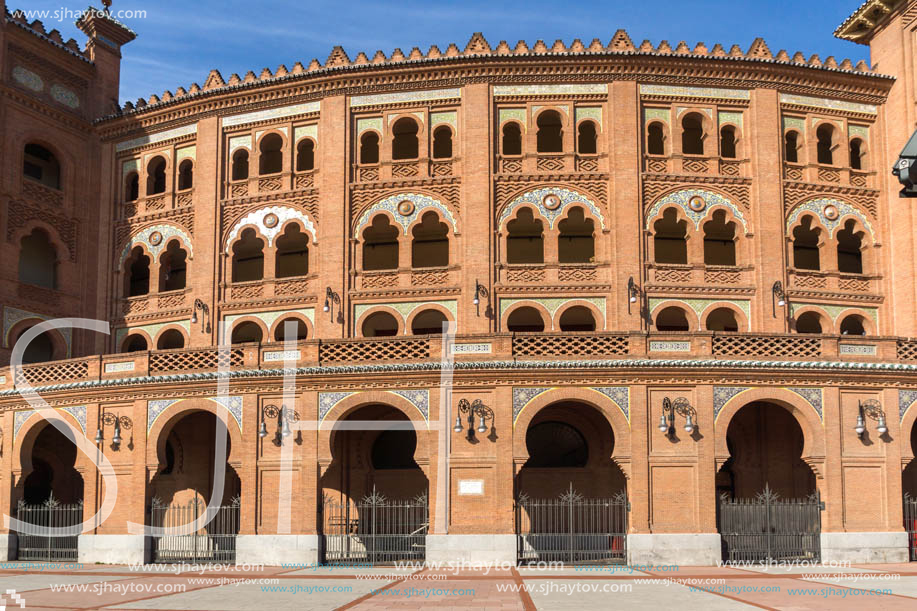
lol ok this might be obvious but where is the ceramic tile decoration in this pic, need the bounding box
[783,116,806,132]
[147,399,181,431]
[391,389,429,420]
[294,124,318,142]
[224,308,315,331]
[718,111,744,128]
[648,298,751,329]
[115,320,192,351]
[353,300,457,325]
[494,84,608,96]
[513,387,552,424]
[900,390,917,421]
[430,111,457,128]
[225,206,317,253]
[255,126,289,141]
[3,306,72,356]
[848,124,869,140]
[498,187,605,230]
[789,302,878,324]
[355,193,457,236]
[575,107,603,128]
[12,66,43,91]
[788,387,824,420]
[779,93,877,115]
[120,224,194,266]
[209,395,244,431]
[318,392,356,421]
[117,123,198,152]
[591,387,629,419]
[645,189,748,232]
[500,297,606,320]
[786,198,874,239]
[714,387,752,420]
[356,117,383,135]
[644,108,671,124]
[50,84,80,109]
[176,145,196,162]
[498,108,527,127]
[228,135,252,154]
[223,102,320,127]
[640,84,750,99]
[350,88,461,107]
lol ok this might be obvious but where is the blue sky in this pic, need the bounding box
[14,1,870,104]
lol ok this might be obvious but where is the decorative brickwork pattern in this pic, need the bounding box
[713,335,821,358]
[149,348,244,374]
[22,180,63,207]
[15,359,89,385]
[512,334,628,357]
[362,272,399,289]
[558,266,598,283]
[6,199,78,261]
[319,338,430,363]
[411,270,449,286]
[897,340,917,361]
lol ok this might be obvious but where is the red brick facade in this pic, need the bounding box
[2,1,917,564]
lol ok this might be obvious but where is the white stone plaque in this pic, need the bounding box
[839,344,877,356]
[649,340,691,352]
[104,361,135,373]
[451,343,492,355]
[263,350,301,362]
[458,479,484,495]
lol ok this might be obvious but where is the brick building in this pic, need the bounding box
[2,0,917,566]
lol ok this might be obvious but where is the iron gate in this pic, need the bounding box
[149,497,240,563]
[322,490,428,565]
[516,486,628,565]
[719,486,822,563]
[15,497,82,561]
[905,493,917,562]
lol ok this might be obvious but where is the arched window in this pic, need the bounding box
[647,122,665,155]
[231,321,263,344]
[681,113,704,155]
[371,429,417,469]
[706,307,739,332]
[785,131,800,163]
[502,122,522,156]
[525,421,587,468]
[231,228,264,282]
[159,240,187,292]
[275,224,309,278]
[557,206,594,264]
[146,156,166,195]
[816,124,834,165]
[849,138,864,170]
[653,208,688,264]
[836,220,863,274]
[432,126,452,159]
[558,306,596,332]
[720,126,737,158]
[507,306,545,332]
[577,121,597,154]
[13,327,57,364]
[506,208,544,264]
[391,117,419,160]
[259,134,284,175]
[792,216,821,271]
[703,210,737,266]
[840,314,866,336]
[157,329,185,350]
[274,318,308,342]
[125,172,139,202]
[536,110,563,153]
[795,311,823,334]
[231,149,249,181]
[362,311,398,337]
[362,215,399,271]
[360,132,379,164]
[121,333,148,353]
[125,246,150,297]
[177,160,193,190]
[411,309,448,335]
[655,306,690,331]
[296,139,315,171]
[23,143,60,189]
[411,211,449,268]
[18,229,57,289]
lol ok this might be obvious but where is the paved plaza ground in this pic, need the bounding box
[0,561,915,609]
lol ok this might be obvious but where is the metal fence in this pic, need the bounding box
[516,486,628,565]
[149,497,240,564]
[322,490,428,566]
[15,498,82,561]
[719,486,822,563]
[905,494,917,562]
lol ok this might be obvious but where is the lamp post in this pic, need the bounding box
[453,398,494,442]
[855,399,887,438]
[658,397,696,438]
[95,413,133,450]
[191,299,211,334]
[259,404,300,445]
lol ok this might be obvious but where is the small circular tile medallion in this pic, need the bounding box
[149,231,163,246]
[542,194,562,210]
[688,195,706,212]
[397,200,415,216]
[823,204,839,221]
[263,213,279,228]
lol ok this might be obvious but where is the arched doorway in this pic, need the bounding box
[148,410,241,563]
[902,423,917,560]
[320,403,428,565]
[515,401,628,564]
[16,421,84,560]
[717,401,821,562]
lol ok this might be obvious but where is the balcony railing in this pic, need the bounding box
[1,332,915,391]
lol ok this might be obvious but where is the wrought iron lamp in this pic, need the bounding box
[472,280,489,315]
[95,413,133,449]
[627,276,640,315]
[191,299,211,334]
[453,398,494,441]
[259,404,300,445]
[855,399,887,438]
[772,281,787,318]
[323,287,343,323]
[658,396,696,437]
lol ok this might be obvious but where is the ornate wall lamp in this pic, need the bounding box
[658,396,696,438]
[191,299,212,334]
[772,281,787,318]
[453,398,494,442]
[94,413,133,450]
[323,287,343,323]
[472,280,490,317]
[259,404,301,445]
[627,276,641,315]
[855,399,887,438]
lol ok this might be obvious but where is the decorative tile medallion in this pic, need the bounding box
[119,224,193,266]
[513,387,552,424]
[713,386,751,420]
[50,85,80,109]
[225,205,317,253]
[788,387,823,420]
[355,193,456,236]
[590,387,629,420]
[498,187,605,230]
[60,405,87,434]
[646,189,748,231]
[899,390,917,422]
[786,198,873,239]
[12,65,43,91]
